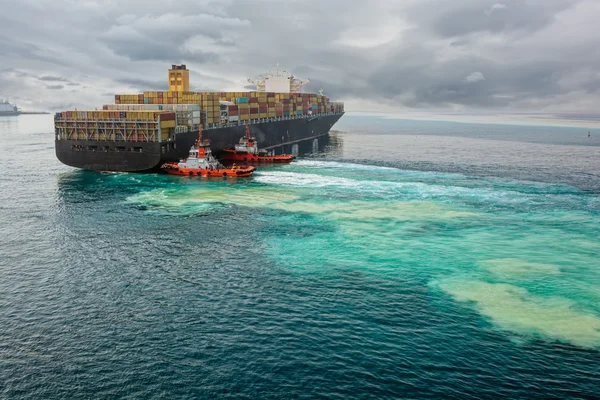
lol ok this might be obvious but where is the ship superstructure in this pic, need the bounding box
[0,100,20,116]
[247,65,310,93]
[54,65,344,172]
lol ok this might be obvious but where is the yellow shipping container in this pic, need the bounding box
[160,120,176,129]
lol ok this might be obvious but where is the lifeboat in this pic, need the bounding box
[161,125,255,177]
[221,124,295,163]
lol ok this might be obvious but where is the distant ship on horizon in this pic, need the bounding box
[0,100,20,116]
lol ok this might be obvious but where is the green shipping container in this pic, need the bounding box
[236,97,249,104]
[296,110,303,115]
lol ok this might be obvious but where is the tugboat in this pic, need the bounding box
[221,124,295,163]
[161,125,255,177]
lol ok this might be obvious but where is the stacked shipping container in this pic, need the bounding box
[112,90,341,124]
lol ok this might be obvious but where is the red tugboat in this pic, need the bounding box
[221,124,295,163]
[161,125,255,177]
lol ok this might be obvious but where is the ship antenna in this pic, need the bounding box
[246,123,251,139]
[198,123,203,143]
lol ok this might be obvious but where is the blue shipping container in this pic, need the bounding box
[236,97,249,104]
[120,112,126,118]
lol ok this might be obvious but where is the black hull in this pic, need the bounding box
[55,113,343,172]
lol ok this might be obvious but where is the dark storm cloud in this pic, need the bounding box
[1,0,599,114]
[411,0,578,37]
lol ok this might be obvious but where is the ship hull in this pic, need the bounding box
[0,111,20,116]
[55,113,343,172]
[221,150,294,163]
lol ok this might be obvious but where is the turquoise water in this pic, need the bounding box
[1,115,599,398]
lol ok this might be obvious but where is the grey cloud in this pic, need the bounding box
[1,0,599,115]
[115,78,168,91]
[46,85,64,90]
[39,76,69,82]
[411,0,578,38]
[99,12,249,62]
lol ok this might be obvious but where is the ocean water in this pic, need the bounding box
[1,114,599,399]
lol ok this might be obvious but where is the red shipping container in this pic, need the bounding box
[250,107,258,113]
[276,109,283,117]
[229,110,238,116]
[160,112,175,121]
[167,98,173,104]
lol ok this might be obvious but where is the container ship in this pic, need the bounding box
[54,65,344,172]
[0,100,20,116]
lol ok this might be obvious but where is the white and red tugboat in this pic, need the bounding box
[221,124,295,164]
[161,125,255,177]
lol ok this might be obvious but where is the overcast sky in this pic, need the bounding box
[1,0,599,116]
